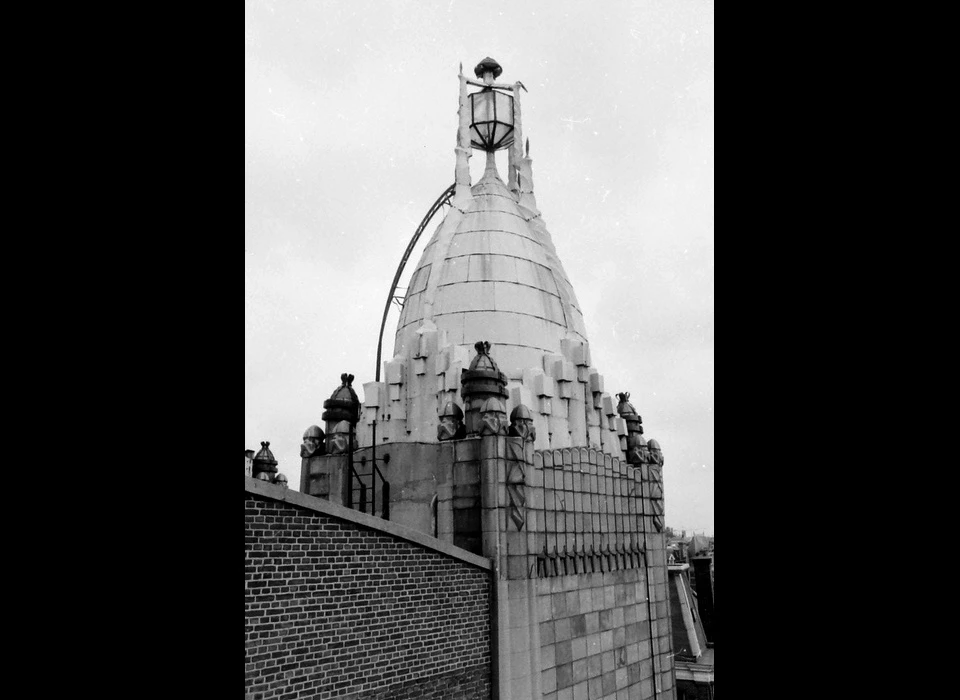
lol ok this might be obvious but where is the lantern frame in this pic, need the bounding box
[468,87,515,152]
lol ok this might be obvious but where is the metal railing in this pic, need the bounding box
[346,455,390,521]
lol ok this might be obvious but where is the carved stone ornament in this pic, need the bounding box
[479,397,508,436]
[647,438,664,467]
[300,425,325,458]
[461,341,509,436]
[322,373,360,425]
[437,402,466,441]
[505,458,526,531]
[508,404,537,442]
[462,342,507,397]
[252,441,278,478]
[644,437,665,532]
[274,473,288,489]
[650,498,665,533]
[329,420,352,455]
[626,432,649,466]
[615,391,638,418]
[648,477,664,501]
[504,409,528,531]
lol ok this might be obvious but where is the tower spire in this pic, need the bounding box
[484,150,498,178]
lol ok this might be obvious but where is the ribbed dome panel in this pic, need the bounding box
[395,164,586,373]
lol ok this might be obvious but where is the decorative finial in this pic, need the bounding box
[252,441,278,478]
[301,425,325,458]
[509,403,536,442]
[323,373,360,425]
[459,61,463,75]
[479,396,508,436]
[474,340,491,355]
[474,57,503,80]
[616,392,630,403]
[437,401,466,441]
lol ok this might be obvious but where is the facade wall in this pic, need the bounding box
[537,569,674,700]
[302,440,479,553]
[245,487,492,700]
[297,431,676,700]
[480,438,675,700]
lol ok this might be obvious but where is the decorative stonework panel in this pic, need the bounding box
[533,447,648,579]
[505,447,526,531]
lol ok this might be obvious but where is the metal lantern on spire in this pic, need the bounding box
[468,57,515,152]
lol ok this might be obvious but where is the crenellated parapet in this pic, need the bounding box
[358,325,632,465]
[357,321,469,446]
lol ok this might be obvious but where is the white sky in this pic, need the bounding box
[245,0,714,536]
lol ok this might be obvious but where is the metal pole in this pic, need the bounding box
[374,183,455,384]
[348,421,355,510]
[368,183,454,522]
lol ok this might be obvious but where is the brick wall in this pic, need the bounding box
[245,486,492,700]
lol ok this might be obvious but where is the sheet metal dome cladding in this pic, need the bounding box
[394,154,588,373]
[362,58,619,451]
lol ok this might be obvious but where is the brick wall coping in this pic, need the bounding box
[245,476,492,570]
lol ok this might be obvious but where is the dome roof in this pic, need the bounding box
[395,157,588,373]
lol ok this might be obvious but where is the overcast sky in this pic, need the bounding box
[245,0,714,535]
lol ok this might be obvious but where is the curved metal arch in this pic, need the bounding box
[375,183,456,381]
